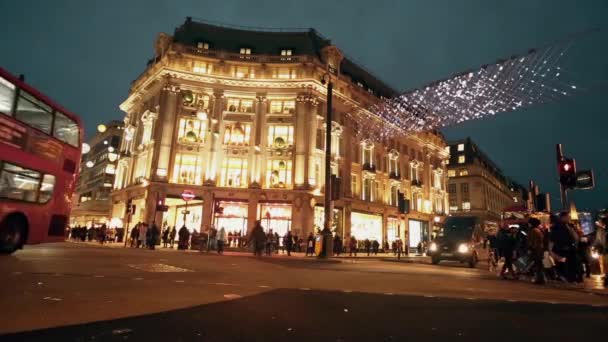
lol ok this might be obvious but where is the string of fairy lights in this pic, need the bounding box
[348,34,589,142]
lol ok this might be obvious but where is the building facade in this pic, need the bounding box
[71,120,123,227]
[110,18,449,249]
[446,138,525,222]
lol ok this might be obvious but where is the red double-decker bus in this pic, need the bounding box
[0,67,83,254]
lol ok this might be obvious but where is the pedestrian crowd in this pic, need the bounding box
[492,211,600,285]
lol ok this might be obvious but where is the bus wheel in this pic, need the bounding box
[0,215,27,255]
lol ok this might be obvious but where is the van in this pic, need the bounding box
[428,216,497,267]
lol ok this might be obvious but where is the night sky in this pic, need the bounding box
[1,0,606,211]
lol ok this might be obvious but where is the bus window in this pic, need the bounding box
[38,174,56,203]
[0,162,42,202]
[53,111,79,147]
[0,76,15,115]
[15,91,52,134]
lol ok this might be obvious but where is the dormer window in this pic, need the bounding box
[240,48,252,55]
[197,42,210,50]
[280,49,293,56]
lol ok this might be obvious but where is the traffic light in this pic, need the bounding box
[214,202,224,215]
[558,158,577,189]
[330,175,341,200]
[156,199,169,212]
[398,191,410,214]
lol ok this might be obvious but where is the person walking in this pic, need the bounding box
[162,227,170,248]
[216,226,226,254]
[349,236,358,257]
[169,226,176,248]
[333,234,342,256]
[99,224,107,245]
[594,216,608,286]
[364,239,371,256]
[148,222,159,250]
[284,231,294,256]
[138,223,148,249]
[249,220,266,257]
[178,225,190,250]
[396,238,403,260]
[528,218,546,284]
[500,226,519,279]
[130,223,140,248]
[550,212,578,282]
[372,240,380,255]
[306,232,315,257]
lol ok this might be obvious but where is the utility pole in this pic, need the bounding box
[320,73,334,258]
[556,144,568,210]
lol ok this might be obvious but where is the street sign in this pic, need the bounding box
[181,190,195,202]
[181,210,190,215]
[575,169,594,190]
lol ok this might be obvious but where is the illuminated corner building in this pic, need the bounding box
[110,17,448,249]
[70,120,122,228]
[446,138,525,222]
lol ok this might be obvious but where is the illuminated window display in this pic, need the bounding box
[266,159,292,188]
[267,125,294,148]
[269,100,295,114]
[220,157,248,188]
[172,153,203,185]
[178,117,207,144]
[408,219,429,252]
[214,202,248,236]
[387,217,400,242]
[313,206,344,236]
[350,212,383,244]
[260,204,292,241]
[226,98,254,113]
[223,122,251,146]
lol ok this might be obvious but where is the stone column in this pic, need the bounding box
[294,93,312,189]
[344,202,352,238]
[292,194,314,237]
[152,84,179,182]
[201,190,214,231]
[247,191,260,234]
[305,97,319,187]
[250,94,267,188]
[205,89,224,185]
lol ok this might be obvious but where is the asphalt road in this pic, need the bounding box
[1,243,607,341]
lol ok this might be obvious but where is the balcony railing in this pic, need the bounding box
[362,163,376,173]
[411,179,423,187]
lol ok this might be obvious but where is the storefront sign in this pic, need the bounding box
[181,190,195,202]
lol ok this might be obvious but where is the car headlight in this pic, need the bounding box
[458,243,469,254]
[429,242,438,252]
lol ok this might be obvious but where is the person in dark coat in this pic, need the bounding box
[178,225,190,250]
[148,223,159,250]
[364,239,371,256]
[169,226,176,248]
[500,226,519,279]
[550,212,577,282]
[306,232,315,256]
[528,218,546,284]
[162,227,170,248]
[284,231,294,256]
[333,234,342,256]
[249,220,266,257]
[372,240,380,255]
[349,236,358,256]
[130,223,140,248]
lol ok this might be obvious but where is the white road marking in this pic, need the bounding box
[93,275,104,278]
[223,294,242,300]
[343,308,349,313]
[43,297,62,301]
[424,295,435,298]
[258,285,271,288]
[37,282,43,286]
[133,277,144,281]
[174,280,185,283]
[215,282,234,286]
[112,329,133,335]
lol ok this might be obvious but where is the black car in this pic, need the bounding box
[428,216,491,268]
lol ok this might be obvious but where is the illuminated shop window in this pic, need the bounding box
[172,153,203,185]
[227,98,254,113]
[462,201,471,211]
[269,100,295,114]
[448,169,456,177]
[266,159,292,188]
[220,157,248,188]
[457,144,465,151]
[178,118,207,144]
[458,155,466,164]
[267,125,294,148]
[459,169,468,176]
[223,122,251,146]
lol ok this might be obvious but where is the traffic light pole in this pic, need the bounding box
[321,74,334,258]
[556,144,568,210]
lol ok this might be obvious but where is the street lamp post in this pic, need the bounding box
[321,72,334,258]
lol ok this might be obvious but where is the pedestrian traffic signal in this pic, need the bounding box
[330,175,341,200]
[558,158,577,189]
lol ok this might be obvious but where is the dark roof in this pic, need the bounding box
[172,18,397,98]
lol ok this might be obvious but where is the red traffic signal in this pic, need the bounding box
[558,158,577,189]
